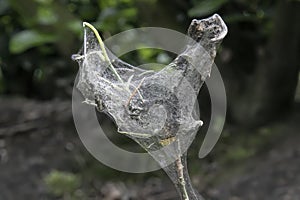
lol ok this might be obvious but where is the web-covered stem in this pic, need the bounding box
[73,15,227,200]
[163,151,203,200]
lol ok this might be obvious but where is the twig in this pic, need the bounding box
[176,140,189,200]
[117,128,151,138]
[126,77,145,106]
[83,22,124,84]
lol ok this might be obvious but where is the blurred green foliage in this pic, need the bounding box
[189,0,228,17]
[190,0,277,37]
[0,0,279,99]
[0,0,140,99]
[44,170,82,199]
[10,30,58,54]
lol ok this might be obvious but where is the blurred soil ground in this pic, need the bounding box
[0,97,299,200]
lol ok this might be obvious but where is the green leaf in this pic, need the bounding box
[37,5,58,25]
[188,0,228,17]
[44,170,81,196]
[9,30,57,54]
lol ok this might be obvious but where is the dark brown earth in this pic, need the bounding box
[0,97,299,200]
[210,115,300,200]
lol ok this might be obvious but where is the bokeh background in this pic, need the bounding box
[0,0,299,199]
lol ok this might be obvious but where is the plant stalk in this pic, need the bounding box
[161,139,203,200]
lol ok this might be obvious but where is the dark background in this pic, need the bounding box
[0,0,299,199]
